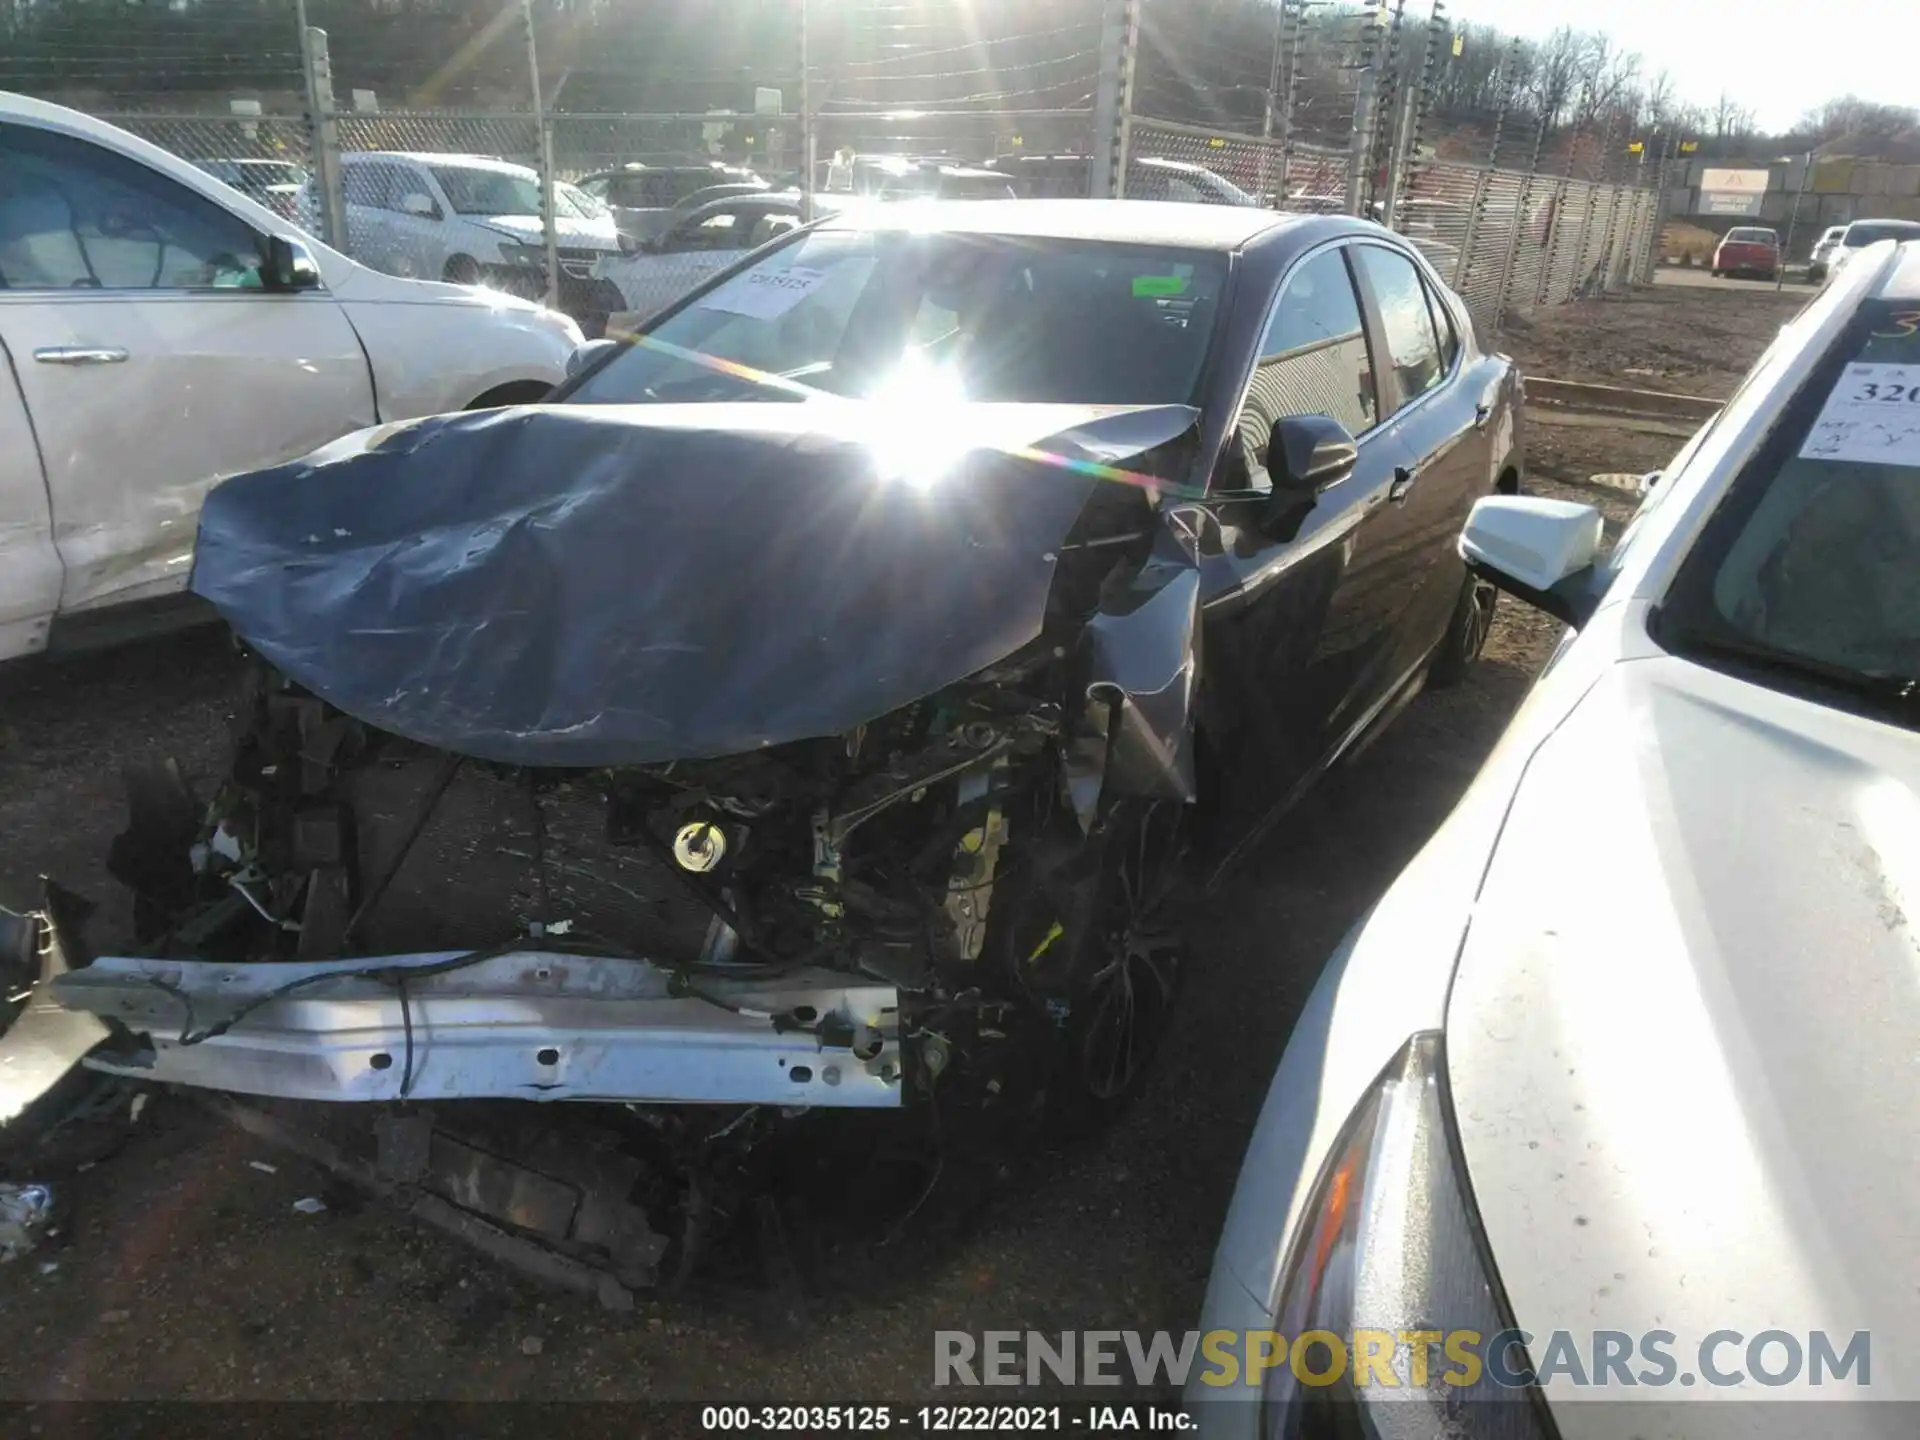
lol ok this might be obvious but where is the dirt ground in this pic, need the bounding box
[0,280,1789,1404]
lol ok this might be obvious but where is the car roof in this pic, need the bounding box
[347,151,535,177]
[1874,240,1920,299]
[813,198,1291,249]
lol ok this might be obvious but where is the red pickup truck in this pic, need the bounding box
[1712,226,1781,280]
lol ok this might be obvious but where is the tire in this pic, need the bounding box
[986,793,1191,1134]
[1428,569,1498,687]
[442,254,482,286]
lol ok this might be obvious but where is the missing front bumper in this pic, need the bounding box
[53,951,902,1108]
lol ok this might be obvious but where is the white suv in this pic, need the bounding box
[325,151,622,294]
[0,93,585,662]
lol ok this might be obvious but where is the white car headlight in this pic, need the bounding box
[1262,1033,1551,1437]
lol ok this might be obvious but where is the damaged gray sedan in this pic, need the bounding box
[38,201,1521,1149]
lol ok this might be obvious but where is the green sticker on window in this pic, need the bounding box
[1132,275,1189,297]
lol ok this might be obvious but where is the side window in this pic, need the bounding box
[390,167,437,214]
[578,176,610,200]
[746,213,798,248]
[1353,244,1444,410]
[342,162,391,209]
[668,209,746,252]
[0,122,265,290]
[1423,276,1460,372]
[1227,246,1377,488]
[1164,177,1202,204]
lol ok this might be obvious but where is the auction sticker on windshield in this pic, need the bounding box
[699,266,831,322]
[1799,362,1920,466]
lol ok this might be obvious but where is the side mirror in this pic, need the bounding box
[1267,414,1357,497]
[1459,495,1605,627]
[401,192,439,219]
[263,234,321,291]
[565,337,620,379]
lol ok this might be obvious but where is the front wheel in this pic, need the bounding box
[987,795,1192,1132]
[1428,570,1498,687]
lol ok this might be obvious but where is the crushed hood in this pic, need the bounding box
[1446,653,1920,1422]
[190,401,1198,767]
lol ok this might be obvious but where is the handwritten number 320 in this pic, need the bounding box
[1854,382,1916,402]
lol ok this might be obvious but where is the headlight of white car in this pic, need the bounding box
[1262,1033,1552,1437]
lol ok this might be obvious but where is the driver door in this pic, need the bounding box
[0,120,373,616]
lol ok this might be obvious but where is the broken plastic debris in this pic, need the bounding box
[248,1161,278,1175]
[0,1183,54,1261]
[291,1196,327,1214]
[129,1093,149,1124]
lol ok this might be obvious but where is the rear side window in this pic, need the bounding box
[1353,244,1444,410]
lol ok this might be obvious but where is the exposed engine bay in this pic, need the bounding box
[32,399,1207,1297]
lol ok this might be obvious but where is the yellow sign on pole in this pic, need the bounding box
[1451,33,1463,55]
[1628,140,1644,154]
[1679,139,1699,153]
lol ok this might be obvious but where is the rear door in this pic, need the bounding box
[1347,242,1489,682]
[0,119,374,617]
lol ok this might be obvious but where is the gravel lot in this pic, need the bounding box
[0,280,1792,1403]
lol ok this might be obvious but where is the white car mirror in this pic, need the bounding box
[401,193,438,220]
[1459,496,1605,627]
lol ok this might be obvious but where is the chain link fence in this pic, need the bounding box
[8,0,1668,343]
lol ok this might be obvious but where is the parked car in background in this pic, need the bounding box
[0,93,583,661]
[1192,238,1920,1436]
[317,151,622,312]
[1712,224,1781,279]
[1128,156,1259,206]
[594,192,804,331]
[1825,216,1920,283]
[982,152,1093,198]
[1807,222,1847,282]
[877,162,1017,201]
[52,203,1521,1163]
[193,157,309,220]
[576,162,765,243]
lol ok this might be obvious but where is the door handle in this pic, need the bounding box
[1474,403,1493,429]
[1389,465,1417,503]
[34,346,129,366]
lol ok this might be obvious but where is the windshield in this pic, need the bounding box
[1846,221,1920,248]
[556,183,607,220]
[431,166,543,217]
[1656,299,1920,724]
[570,227,1227,407]
[1726,228,1776,244]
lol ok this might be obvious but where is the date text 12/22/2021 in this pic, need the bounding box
[699,1405,1195,1432]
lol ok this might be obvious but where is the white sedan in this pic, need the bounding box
[1191,238,1920,1434]
[0,93,584,662]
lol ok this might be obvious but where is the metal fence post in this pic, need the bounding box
[1777,148,1811,291]
[799,0,815,223]
[1639,128,1676,282]
[1536,84,1590,306]
[1344,0,1385,215]
[1455,36,1518,290]
[1387,0,1444,227]
[519,0,559,311]
[1091,0,1141,199]
[1492,106,1549,331]
[297,9,348,252]
[1258,0,1287,205]
[1277,0,1306,204]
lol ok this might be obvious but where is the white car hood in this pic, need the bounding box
[1447,651,1920,1431]
[477,213,621,250]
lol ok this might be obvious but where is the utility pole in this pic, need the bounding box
[799,0,814,223]
[1778,149,1811,292]
[520,0,559,311]
[1258,1,1288,206]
